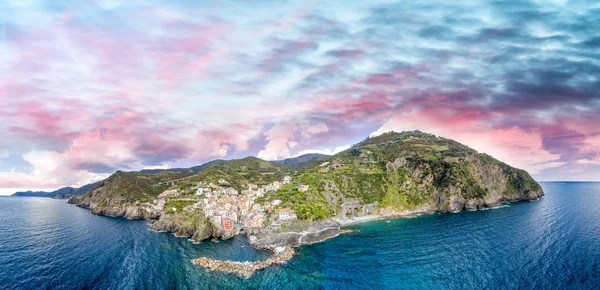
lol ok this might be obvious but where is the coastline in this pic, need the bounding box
[334,209,434,227]
[335,200,524,227]
[192,198,541,277]
[65,184,544,279]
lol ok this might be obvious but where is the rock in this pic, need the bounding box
[191,225,213,242]
[247,220,342,250]
[192,247,295,278]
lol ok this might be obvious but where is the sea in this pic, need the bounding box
[0,182,599,289]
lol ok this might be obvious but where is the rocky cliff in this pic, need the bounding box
[148,211,239,243]
[69,170,188,219]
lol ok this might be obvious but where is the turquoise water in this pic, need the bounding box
[1,182,599,289]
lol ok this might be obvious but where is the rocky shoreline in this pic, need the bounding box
[246,220,343,250]
[67,190,544,278]
[68,194,542,249]
[191,199,536,278]
[192,246,295,278]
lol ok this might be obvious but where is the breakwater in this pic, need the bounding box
[192,246,295,278]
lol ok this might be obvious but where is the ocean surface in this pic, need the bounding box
[1,182,599,289]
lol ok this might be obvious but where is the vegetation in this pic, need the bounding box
[273,153,329,170]
[257,182,334,221]
[257,131,542,220]
[185,157,292,191]
[94,170,193,207]
[80,131,542,222]
[164,199,197,214]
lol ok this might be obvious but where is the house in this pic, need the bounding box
[248,183,258,190]
[277,208,297,221]
[218,178,230,185]
[229,212,238,222]
[244,214,265,228]
[272,181,282,190]
[272,199,282,206]
[225,188,239,195]
[282,176,291,184]
[298,184,309,192]
[332,160,342,169]
[255,215,265,228]
[222,217,233,231]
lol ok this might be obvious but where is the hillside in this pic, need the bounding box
[258,131,544,220]
[183,157,292,192]
[140,160,225,174]
[13,187,75,198]
[70,169,194,217]
[71,157,291,218]
[12,182,99,198]
[71,182,99,196]
[273,153,329,170]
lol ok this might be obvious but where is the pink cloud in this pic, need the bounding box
[372,106,564,173]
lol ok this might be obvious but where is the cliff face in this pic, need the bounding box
[149,212,239,242]
[375,151,543,213]
[70,170,187,219]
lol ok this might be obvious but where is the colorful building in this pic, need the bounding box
[222,217,233,231]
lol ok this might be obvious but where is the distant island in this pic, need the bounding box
[64,131,543,277]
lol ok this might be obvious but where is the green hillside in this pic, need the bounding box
[184,157,292,191]
[273,153,329,170]
[258,131,543,220]
[73,157,292,210]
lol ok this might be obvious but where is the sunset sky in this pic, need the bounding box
[1,0,599,194]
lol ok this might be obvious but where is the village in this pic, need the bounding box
[150,175,311,232]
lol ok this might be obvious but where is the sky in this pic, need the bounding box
[0,0,599,194]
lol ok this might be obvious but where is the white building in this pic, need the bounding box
[277,208,297,221]
[283,176,291,184]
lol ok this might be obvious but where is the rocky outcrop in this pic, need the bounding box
[69,195,160,219]
[247,221,342,250]
[92,205,161,219]
[193,247,295,278]
[67,171,169,220]
[149,213,240,243]
[381,153,544,214]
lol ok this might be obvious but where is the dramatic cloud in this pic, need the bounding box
[1,0,599,192]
